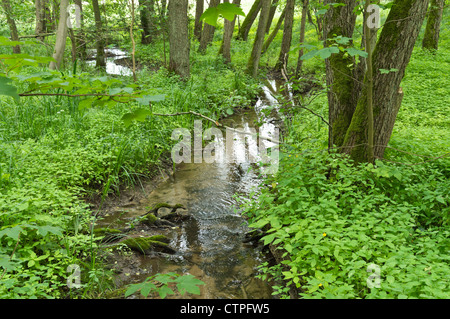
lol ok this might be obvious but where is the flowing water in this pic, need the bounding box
[92,52,285,298]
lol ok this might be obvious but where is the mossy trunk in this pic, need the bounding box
[92,0,106,68]
[261,6,286,55]
[246,0,271,77]
[296,0,309,76]
[237,0,262,41]
[265,0,279,34]
[1,0,21,53]
[198,0,220,54]
[422,0,444,50]
[323,0,358,148]
[140,0,156,45]
[219,0,241,63]
[341,0,430,163]
[274,0,295,71]
[168,0,190,79]
[194,0,204,41]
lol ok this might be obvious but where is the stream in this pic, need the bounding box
[93,48,284,299]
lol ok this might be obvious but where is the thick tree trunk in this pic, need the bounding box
[237,0,262,41]
[219,0,241,63]
[296,0,309,76]
[199,0,220,54]
[261,6,286,54]
[1,0,21,53]
[274,0,295,71]
[265,0,279,34]
[323,0,358,148]
[422,0,444,50]
[92,0,106,68]
[194,0,204,41]
[49,0,69,70]
[168,0,190,79]
[341,0,430,162]
[140,0,156,44]
[246,0,271,77]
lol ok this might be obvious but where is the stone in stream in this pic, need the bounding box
[114,235,176,255]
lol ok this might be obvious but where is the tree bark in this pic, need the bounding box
[49,0,69,70]
[199,0,220,54]
[140,0,156,44]
[296,0,309,76]
[323,0,358,148]
[194,0,204,41]
[237,0,262,41]
[219,0,241,63]
[265,0,279,34]
[246,0,271,77]
[261,6,286,54]
[341,0,430,162]
[35,0,46,40]
[422,0,444,50]
[1,0,21,53]
[274,0,295,71]
[74,0,87,60]
[168,0,190,79]
[92,0,106,68]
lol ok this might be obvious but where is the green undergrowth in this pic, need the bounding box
[240,15,450,299]
[0,34,259,298]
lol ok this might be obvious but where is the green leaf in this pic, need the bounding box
[135,94,165,105]
[0,225,22,240]
[345,47,368,58]
[317,47,340,59]
[121,108,153,127]
[175,274,205,295]
[217,2,246,21]
[200,7,220,26]
[300,49,319,61]
[0,76,19,102]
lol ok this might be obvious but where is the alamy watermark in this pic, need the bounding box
[366,263,381,289]
[171,120,279,174]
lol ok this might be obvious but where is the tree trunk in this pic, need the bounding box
[92,0,106,68]
[246,0,271,77]
[261,6,286,54]
[296,0,309,76]
[323,0,358,148]
[140,0,156,44]
[49,0,69,70]
[265,0,279,34]
[74,0,87,61]
[237,0,261,41]
[344,0,430,162]
[274,0,295,71]
[168,0,190,79]
[219,0,241,63]
[194,0,204,41]
[422,0,444,50]
[35,0,46,40]
[1,0,21,53]
[198,0,220,54]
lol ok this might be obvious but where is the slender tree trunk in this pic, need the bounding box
[265,0,279,33]
[168,0,190,79]
[324,0,430,163]
[246,0,271,77]
[49,0,69,70]
[296,0,309,76]
[219,0,241,63]
[35,0,46,40]
[199,0,220,54]
[261,6,286,54]
[1,0,21,53]
[422,0,444,50]
[237,0,261,41]
[92,0,106,68]
[194,0,204,41]
[275,0,295,71]
[74,0,86,61]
